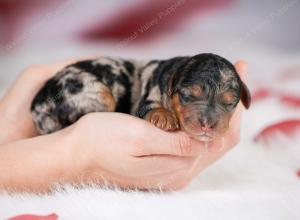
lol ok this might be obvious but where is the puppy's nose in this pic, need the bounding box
[199,118,217,131]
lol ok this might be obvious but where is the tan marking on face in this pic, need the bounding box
[172,94,185,129]
[221,92,234,104]
[214,111,233,135]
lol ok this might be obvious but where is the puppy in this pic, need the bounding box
[31,53,251,141]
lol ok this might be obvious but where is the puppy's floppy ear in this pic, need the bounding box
[239,80,251,109]
[167,73,180,97]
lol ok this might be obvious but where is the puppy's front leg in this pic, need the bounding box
[136,85,179,131]
[145,107,179,131]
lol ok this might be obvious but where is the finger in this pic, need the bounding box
[132,155,196,190]
[12,56,96,98]
[234,60,247,82]
[99,163,190,191]
[43,58,78,76]
[131,155,195,176]
[26,55,99,80]
[133,166,191,191]
[134,127,206,157]
[43,55,99,75]
[89,154,195,190]
[232,60,247,124]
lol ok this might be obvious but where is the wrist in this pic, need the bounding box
[65,120,107,184]
[59,124,92,182]
[0,127,84,192]
[0,112,22,145]
[0,104,38,145]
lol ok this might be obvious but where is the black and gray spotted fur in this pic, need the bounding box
[31,53,251,135]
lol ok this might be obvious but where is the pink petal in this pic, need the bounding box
[80,0,232,42]
[7,213,58,220]
[0,1,63,46]
[254,119,300,144]
[280,95,300,108]
[278,66,300,81]
[252,88,272,102]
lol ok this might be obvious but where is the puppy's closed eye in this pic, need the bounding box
[178,88,192,104]
[220,92,238,109]
[221,92,235,104]
[179,87,191,97]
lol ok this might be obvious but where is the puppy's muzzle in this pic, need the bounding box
[179,107,229,141]
[198,117,218,132]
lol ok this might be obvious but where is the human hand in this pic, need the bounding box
[68,61,247,190]
[0,59,207,191]
[0,59,77,145]
[0,59,246,191]
[68,112,203,190]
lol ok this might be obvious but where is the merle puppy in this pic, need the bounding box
[31,53,251,141]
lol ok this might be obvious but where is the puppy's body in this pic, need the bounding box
[31,54,251,140]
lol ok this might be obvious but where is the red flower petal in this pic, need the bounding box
[280,95,300,108]
[254,119,300,144]
[297,170,300,178]
[252,88,272,102]
[81,0,232,42]
[278,66,300,81]
[7,213,58,220]
[0,1,63,46]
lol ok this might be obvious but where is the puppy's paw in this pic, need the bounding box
[145,108,179,131]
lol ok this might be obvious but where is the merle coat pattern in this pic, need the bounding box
[31,54,251,140]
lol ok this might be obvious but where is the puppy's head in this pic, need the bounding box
[168,53,251,141]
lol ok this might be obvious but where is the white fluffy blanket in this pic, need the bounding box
[1,124,300,219]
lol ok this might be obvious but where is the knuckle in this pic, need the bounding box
[127,123,148,156]
[166,178,189,191]
[76,113,100,132]
[173,181,189,191]
[130,120,148,140]
[136,121,149,136]
[20,65,46,80]
[22,65,44,75]
[159,168,191,191]
[75,114,93,131]
[173,174,192,190]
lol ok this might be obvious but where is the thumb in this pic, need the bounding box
[235,60,247,82]
[136,128,204,157]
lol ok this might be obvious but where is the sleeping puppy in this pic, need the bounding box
[31,53,251,141]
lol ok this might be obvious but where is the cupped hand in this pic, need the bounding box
[68,60,247,190]
[68,112,204,190]
[0,59,77,145]
[0,59,247,191]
